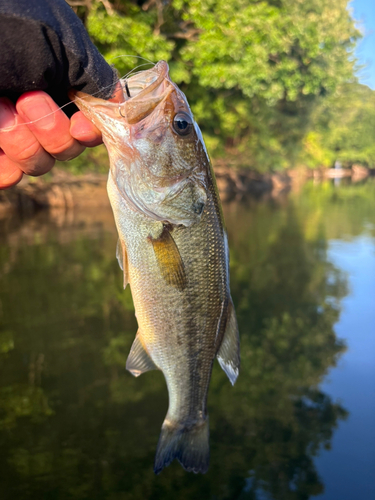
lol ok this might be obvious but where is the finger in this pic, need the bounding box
[70,111,103,146]
[0,97,55,176]
[0,150,23,189]
[16,92,85,161]
[70,81,125,146]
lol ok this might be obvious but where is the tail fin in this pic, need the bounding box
[154,418,209,474]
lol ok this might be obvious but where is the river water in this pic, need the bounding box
[0,180,374,500]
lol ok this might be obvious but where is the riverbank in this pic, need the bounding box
[1,164,373,215]
[0,169,109,216]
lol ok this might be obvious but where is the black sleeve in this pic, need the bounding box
[0,0,118,113]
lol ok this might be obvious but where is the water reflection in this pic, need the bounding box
[1,181,374,499]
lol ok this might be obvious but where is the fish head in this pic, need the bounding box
[71,61,209,226]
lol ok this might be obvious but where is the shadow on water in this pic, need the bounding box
[1,180,374,499]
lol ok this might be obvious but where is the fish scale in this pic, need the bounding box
[72,60,240,474]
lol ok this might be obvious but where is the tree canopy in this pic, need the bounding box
[67,0,374,170]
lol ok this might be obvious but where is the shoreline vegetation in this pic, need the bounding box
[1,164,373,215]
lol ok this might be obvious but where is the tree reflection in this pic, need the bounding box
[0,183,364,499]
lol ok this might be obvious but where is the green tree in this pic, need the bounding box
[303,83,375,168]
[66,0,361,170]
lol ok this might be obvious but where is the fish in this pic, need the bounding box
[71,61,240,474]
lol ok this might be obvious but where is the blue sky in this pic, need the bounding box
[349,0,375,88]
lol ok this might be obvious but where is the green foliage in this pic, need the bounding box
[292,177,375,239]
[65,0,368,171]
[302,83,375,168]
[86,2,174,77]
[0,385,53,429]
[59,144,109,174]
[174,0,357,102]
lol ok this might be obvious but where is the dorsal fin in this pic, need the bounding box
[148,225,187,291]
[126,331,158,377]
[217,298,240,385]
[116,238,129,289]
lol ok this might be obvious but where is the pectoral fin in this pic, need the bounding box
[126,331,158,377]
[217,298,240,385]
[116,238,129,289]
[148,225,187,291]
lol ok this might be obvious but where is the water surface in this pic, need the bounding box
[0,180,374,499]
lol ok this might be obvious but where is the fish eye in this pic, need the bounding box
[172,112,193,137]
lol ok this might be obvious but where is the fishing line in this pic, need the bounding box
[109,54,155,66]
[0,56,156,133]
[119,62,156,81]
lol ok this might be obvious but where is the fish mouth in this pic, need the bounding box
[71,62,205,227]
[70,61,180,129]
[122,60,170,100]
[121,61,173,123]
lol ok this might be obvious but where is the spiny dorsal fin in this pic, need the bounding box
[116,238,129,289]
[217,298,240,385]
[126,331,157,377]
[148,225,187,291]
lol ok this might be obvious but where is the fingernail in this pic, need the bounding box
[0,98,17,131]
[18,97,56,130]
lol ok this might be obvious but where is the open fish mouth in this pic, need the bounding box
[125,62,168,94]
[70,61,181,128]
[71,61,207,226]
[117,61,177,124]
[122,60,170,99]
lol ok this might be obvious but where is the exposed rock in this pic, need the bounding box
[2,167,295,214]
[0,170,110,216]
[214,166,286,198]
[352,164,370,180]
[324,168,352,178]
[4,162,373,215]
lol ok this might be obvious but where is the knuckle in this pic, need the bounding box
[48,139,85,160]
[16,143,55,176]
[48,137,76,155]
[15,140,42,163]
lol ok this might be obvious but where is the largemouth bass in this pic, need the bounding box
[72,61,240,474]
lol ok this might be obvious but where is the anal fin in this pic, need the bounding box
[148,225,187,291]
[217,298,240,385]
[126,331,157,377]
[116,238,129,289]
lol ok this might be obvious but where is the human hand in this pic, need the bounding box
[0,83,124,190]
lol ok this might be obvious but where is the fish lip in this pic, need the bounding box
[68,89,120,109]
[118,61,176,124]
[69,61,169,105]
[125,60,170,101]
[69,90,121,130]
[70,61,175,126]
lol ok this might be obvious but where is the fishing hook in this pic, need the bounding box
[118,80,131,118]
[118,104,126,118]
